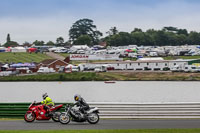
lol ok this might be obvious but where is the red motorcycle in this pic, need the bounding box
[24,102,63,122]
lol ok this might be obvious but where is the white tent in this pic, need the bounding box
[1,64,9,68]
[137,57,164,61]
[11,47,26,52]
[70,45,90,51]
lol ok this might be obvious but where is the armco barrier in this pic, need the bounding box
[89,102,200,119]
[1,103,200,119]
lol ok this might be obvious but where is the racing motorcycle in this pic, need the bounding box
[59,104,100,124]
[24,101,63,122]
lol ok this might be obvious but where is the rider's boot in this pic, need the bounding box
[48,111,53,117]
[45,108,53,117]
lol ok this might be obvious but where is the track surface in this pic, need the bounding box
[1,119,200,130]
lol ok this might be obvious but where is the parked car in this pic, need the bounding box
[54,49,68,53]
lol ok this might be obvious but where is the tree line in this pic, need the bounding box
[2,18,200,47]
[103,27,200,46]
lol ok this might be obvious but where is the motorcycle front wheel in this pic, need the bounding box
[24,112,36,122]
[52,112,61,122]
[59,113,70,124]
[87,113,99,124]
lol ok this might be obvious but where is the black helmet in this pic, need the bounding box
[74,94,80,101]
[42,93,48,100]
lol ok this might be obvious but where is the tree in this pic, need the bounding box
[56,37,64,46]
[145,29,158,46]
[23,42,32,47]
[154,30,169,46]
[188,31,200,45]
[163,26,178,32]
[4,41,19,47]
[63,41,71,47]
[4,34,19,47]
[106,27,118,36]
[176,34,187,45]
[103,26,200,46]
[69,18,102,45]
[131,31,146,46]
[33,40,45,46]
[74,35,92,46]
[106,32,132,46]
[7,34,11,42]
[177,29,188,36]
[46,41,55,46]
[131,28,143,33]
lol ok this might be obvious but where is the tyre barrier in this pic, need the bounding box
[1,103,200,119]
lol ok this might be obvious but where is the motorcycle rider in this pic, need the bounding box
[74,94,89,114]
[35,93,55,116]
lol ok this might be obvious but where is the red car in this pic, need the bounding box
[24,102,63,122]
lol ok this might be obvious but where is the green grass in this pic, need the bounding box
[0,52,52,63]
[1,129,200,133]
[1,72,200,81]
[0,72,104,81]
[163,55,200,60]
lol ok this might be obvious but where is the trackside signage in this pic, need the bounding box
[70,54,120,60]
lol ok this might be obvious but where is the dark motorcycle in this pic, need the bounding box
[59,104,100,124]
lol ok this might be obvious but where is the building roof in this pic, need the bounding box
[39,59,68,66]
[85,59,193,65]
[40,59,57,65]
[137,57,164,61]
[90,60,169,64]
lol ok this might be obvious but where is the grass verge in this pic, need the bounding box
[0,72,103,81]
[163,55,200,60]
[1,72,200,81]
[1,129,200,133]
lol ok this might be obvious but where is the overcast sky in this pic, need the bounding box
[0,0,200,44]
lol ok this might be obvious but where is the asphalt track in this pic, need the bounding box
[1,119,200,130]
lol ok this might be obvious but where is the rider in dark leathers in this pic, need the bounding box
[74,94,89,114]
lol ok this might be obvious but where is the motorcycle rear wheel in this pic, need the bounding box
[24,112,36,122]
[59,113,70,124]
[87,113,99,124]
[52,112,61,122]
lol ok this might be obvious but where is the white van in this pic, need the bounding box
[184,65,199,73]
[94,65,107,72]
[37,67,55,73]
[65,64,80,72]
[171,65,183,72]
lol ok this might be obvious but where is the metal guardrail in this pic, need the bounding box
[89,102,200,119]
[1,103,200,119]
